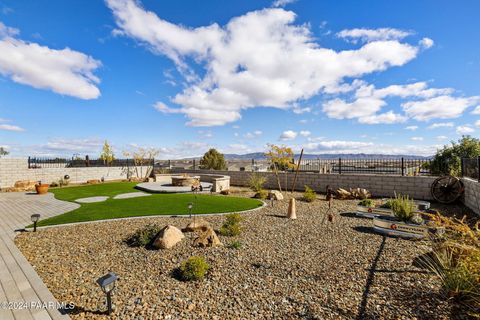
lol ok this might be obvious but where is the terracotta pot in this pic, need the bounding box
[35,184,49,195]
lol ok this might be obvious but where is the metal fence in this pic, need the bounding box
[462,157,480,181]
[28,156,154,169]
[155,157,433,176]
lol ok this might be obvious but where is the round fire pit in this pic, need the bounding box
[171,176,200,187]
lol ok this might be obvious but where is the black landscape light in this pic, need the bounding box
[188,202,193,218]
[31,214,40,232]
[96,272,118,315]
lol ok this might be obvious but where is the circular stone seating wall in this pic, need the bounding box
[155,173,230,192]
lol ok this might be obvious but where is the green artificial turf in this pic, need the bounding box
[36,182,263,227]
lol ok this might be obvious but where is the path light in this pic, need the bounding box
[188,202,193,218]
[31,214,40,232]
[96,272,118,315]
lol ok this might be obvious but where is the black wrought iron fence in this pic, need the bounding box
[462,157,480,181]
[28,156,154,169]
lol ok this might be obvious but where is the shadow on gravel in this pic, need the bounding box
[265,214,287,219]
[64,305,108,316]
[340,212,368,219]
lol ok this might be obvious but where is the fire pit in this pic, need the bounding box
[171,176,200,187]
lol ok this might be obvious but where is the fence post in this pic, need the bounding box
[193,159,196,171]
[478,156,480,182]
[28,156,31,169]
[401,157,405,176]
[168,159,171,168]
[338,157,342,174]
[85,155,89,167]
[251,158,254,171]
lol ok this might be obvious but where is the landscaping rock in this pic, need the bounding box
[182,219,211,232]
[287,198,297,219]
[75,196,109,203]
[193,226,221,247]
[86,179,101,184]
[13,180,37,191]
[152,225,184,249]
[268,190,284,200]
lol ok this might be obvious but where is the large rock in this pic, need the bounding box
[13,180,37,191]
[268,190,284,200]
[193,226,221,247]
[87,179,101,184]
[183,219,211,233]
[287,198,297,219]
[152,225,185,249]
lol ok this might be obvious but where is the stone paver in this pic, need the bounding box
[112,192,151,200]
[0,192,78,320]
[74,196,108,203]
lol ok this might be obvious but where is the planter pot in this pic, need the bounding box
[35,184,49,195]
[372,216,440,239]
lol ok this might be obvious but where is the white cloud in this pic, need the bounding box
[472,106,480,115]
[107,0,421,126]
[0,22,101,99]
[410,136,424,141]
[272,0,297,7]
[244,130,262,139]
[279,130,298,141]
[476,120,480,128]
[153,101,182,114]
[303,140,374,152]
[358,111,407,124]
[405,125,418,131]
[292,106,311,114]
[403,95,480,121]
[299,130,311,137]
[456,125,475,135]
[337,28,413,42]
[427,122,454,129]
[419,37,434,49]
[436,135,448,140]
[0,124,24,132]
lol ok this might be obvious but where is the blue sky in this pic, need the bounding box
[0,0,479,158]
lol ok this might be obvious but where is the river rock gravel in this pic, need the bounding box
[15,190,472,319]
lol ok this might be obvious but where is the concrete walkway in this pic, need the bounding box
[0,192,79,320]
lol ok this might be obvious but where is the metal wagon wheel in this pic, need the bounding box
[430,175,464,204]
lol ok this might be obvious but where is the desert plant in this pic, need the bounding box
[248,172,266,193]
[99,140,115,165]
[254,189,268,200]
[391,194,415,223]
[179,256,210,281]
[228,241,243,249]
[125,224,162,247]
[358,198,375,208]
[265,144,295,192]
[199,148,227,170]
[302,185,316,202]
[219,213,243,236]
[0,146,8,157]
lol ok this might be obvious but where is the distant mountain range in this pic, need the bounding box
[222,153,432,160]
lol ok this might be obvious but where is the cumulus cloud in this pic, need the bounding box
[436,135,448,140]
[427,122,454,129]
[419,37,434,49]
[279,130,298,141]
[299,130,311,137]
[403,95,480,121]
[153,101,182,114]
[405,126,418,131]
[244,130,262,139]
[0,124,24,132]
[476,120,480,127]
[272,0,297,7]
[410,136,424,141]
[358,111,407,124]
[107,0,422,126]
[471,106,480,114]
[337,28,413,42]
[0,22,101,99]
[456,125,474,135]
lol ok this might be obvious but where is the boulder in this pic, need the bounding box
[152,225,185,249]
[193,226,221,247]
[87,179,101,184]
[182,219,211,233]
[13,180,37,191]
[351,188,371,199]
[268,190,284,201]
[336,188,352,199]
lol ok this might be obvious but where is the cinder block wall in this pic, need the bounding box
[0,158,151,188]
[172,169,437,200]
[462,178,480,215]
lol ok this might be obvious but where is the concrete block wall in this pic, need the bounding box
[0,158,152,188]
[172,169,437,200]
[462,178,480,215]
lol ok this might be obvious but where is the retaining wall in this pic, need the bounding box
[172,169,437,200]
[0,158,151,188]
[462,178,480,215]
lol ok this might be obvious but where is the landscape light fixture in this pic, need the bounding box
[96,272,118,315]
[188,202,193,218]
[30,214,40,232]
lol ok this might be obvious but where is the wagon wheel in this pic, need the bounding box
[430,175,464,204]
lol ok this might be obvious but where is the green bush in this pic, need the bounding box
[302,185,316,202]
[179,256,210,281]
[380,199,394,209]
[125,224,162,247]
[358,199,375,208]
[228,241,243,249]
[248,172,266,193]
[254,189,268,199]
[430,136,480,176]
[391,195,415,223]
[199,148,227,170]
[219,213,243,236]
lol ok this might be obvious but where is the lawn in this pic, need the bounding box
[37,182,263,227]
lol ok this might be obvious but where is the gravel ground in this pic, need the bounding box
[16,189,473,320]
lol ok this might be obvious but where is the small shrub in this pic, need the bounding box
[380,199,394,209]
[358,198,375,208]
[219,213,243,236]
[248,172,266,193]
[50,181,59,188]
[125,224,162,247]
[254,189,268,199]
[228,241,243,249]
[220,189,230,195]
[391,194,415,223]
[302,185,316,202]
[179,256,210,281]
